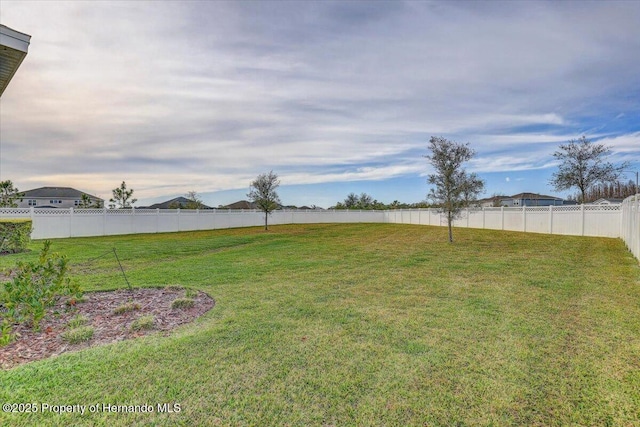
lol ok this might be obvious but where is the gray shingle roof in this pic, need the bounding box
[22,187,102,200]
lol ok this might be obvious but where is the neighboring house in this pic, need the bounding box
[475,196,508,208]
[499,193,564,207]
[18,187,103,208]
[475,193,565,207]
[144,197,212,209]
[592,198,623,205]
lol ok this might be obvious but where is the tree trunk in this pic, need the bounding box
[447,213,453,243]
[264,211,268,231]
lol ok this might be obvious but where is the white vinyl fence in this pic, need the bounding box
[384,204,622,238]
[0,208,384,239]
[621,195,640,261]
[0,203,637,261]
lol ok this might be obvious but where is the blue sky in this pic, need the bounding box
[1,1,639,208]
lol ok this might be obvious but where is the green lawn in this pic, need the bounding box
[1,223,639,426]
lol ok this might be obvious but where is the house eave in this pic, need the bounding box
[0,25,31,97]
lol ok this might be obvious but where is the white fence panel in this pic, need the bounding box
[524,207,550,234]
[483,208,503,230]
[583,205,621,237]
[550,206,582,235]
[502,208,524,232]
[621,195,640,260]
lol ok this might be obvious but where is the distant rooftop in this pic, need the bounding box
[0,24,31,97]
[146,196,212,209]
[23,187,102,200]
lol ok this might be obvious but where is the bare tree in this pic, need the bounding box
[0,180,24,208]
[247,171,281,230]
[425,136,485,243]
[550,136,629,203]
[109,181,137,209]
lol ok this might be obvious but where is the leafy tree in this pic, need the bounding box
[357,193,374,209]
[184,191,205,209]
[344,193,359,209]
[550,136,629,204]
[0,180,24,208]
[425,136,484,243]
[78,194,102,208]
[247,171,281,230]
[109,181,137,209]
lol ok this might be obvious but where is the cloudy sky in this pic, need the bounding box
[1,1,639,208]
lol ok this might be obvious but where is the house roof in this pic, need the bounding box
[222,200,257,210]
[593,198,623,204]
[146,197,212,209]
[0,25,31,97]
[23,187,102,200]
[509,192,563,201]
[476,195,508,203]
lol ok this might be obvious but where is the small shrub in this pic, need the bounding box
[0,220,32,254]
[2,241,82,336]
[171,298,195,309]
[113,301,140,314]
[61,326,94,344]
[130,315,155,331]
[0,319,13,347]
[67,314,88,329]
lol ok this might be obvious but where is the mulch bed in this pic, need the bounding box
[0,287,215,369]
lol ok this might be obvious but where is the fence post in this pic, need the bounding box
[501,206,505,230]
[482,207,486,229]
[581,204,585,236]
[103,207,107,236]
[156,208,160,233]
[522,206,526,232]
[69,207,74,238]
[549,205,553,234]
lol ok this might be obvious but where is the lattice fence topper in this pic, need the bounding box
[0,208,31,215]
[33,209,70,215]
[74,209,104,215]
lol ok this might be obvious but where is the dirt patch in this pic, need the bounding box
[0,287,215,369]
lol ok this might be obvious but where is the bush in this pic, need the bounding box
[1,241,82,345]
[0,220,32,254]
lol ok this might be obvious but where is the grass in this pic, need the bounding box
[171,297,195,309]
[130,315,155,332]
[0,223,639,426]
[66,314,88,329]
[60,326,94,344]
[113,301,141,315]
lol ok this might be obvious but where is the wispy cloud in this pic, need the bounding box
[1,1,639,204]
